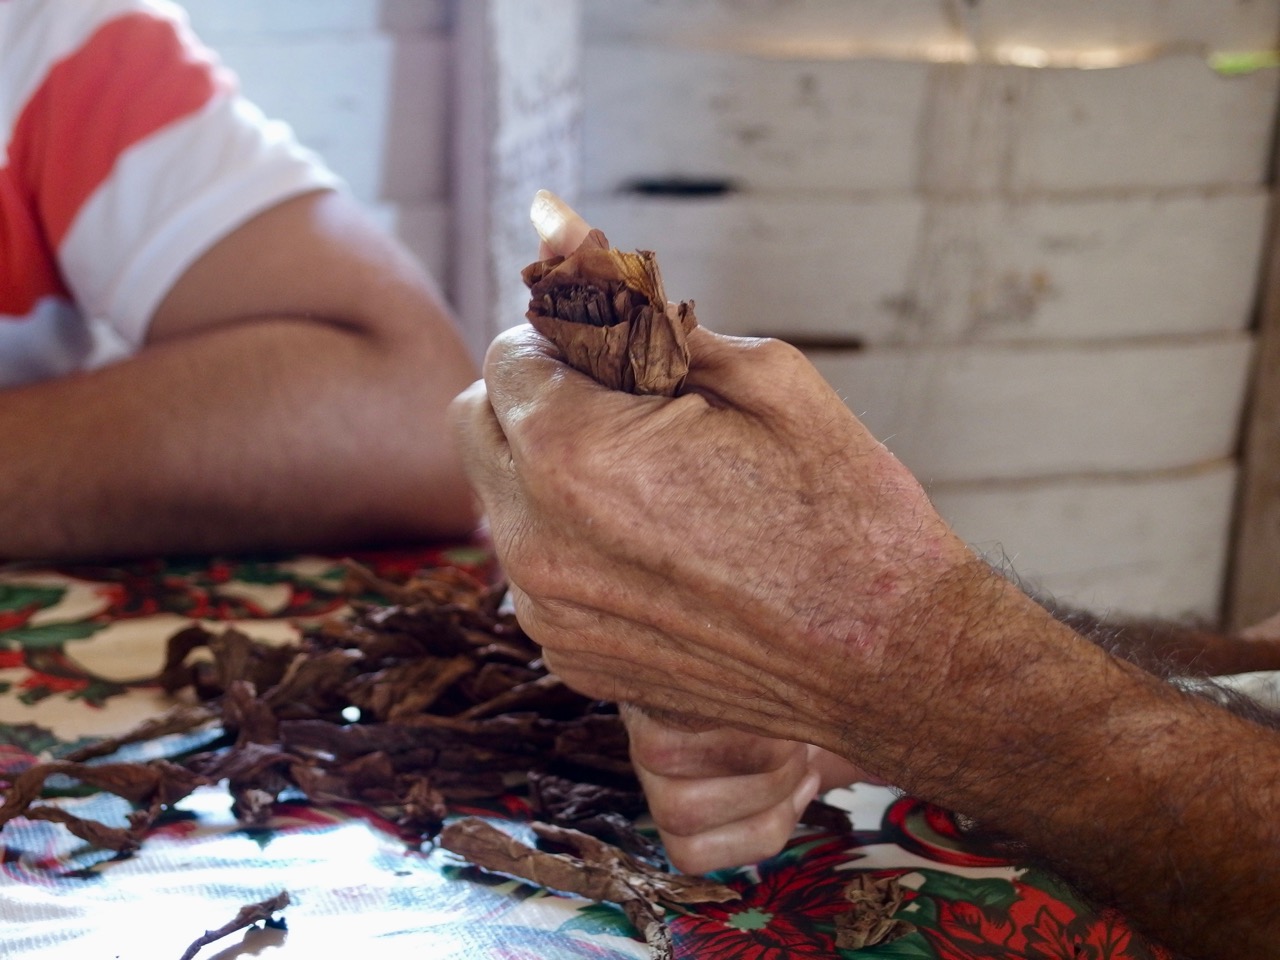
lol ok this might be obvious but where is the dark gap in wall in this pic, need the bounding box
[622,177,737,197]
[770,334,867,352]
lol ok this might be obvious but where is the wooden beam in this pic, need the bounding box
[452,0,582,361]
[1228,187,1280,630]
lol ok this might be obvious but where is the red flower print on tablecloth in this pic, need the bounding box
[19,670,88,695]
[919,879,1170,960]
[0,610,36,632]
[346,545,492,583]
[56,558,350,623]
[670,834,878,959]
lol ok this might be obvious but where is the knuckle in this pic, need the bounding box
[627,729,688,776]
[663,817,790,874]
[750,336,804,367]
[664,836,724,875]
[646,787,713,838]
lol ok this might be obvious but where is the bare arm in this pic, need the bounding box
[0,189,478,559]
[453,317,1280,960]
[1048,603,1280,677]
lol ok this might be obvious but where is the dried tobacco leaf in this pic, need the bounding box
[177,890,290,960]
[2,562,638,853]
[522,228,697,396]
[0,759,207,853]
[833,873,916,949]
[528,771,658,862]
[61,704,218,763]
[531,821,739,907]
[440,817,737,960]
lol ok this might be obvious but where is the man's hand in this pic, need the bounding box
[625,706,868,873]
[459,321,938,742]
[524,192,873,871]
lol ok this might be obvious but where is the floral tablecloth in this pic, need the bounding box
[0,551,1174,959]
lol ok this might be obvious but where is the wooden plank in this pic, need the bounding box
[578,194,922,342]
[954,468,1234,619]
[932,462,1237,619]
[584,0,1280,55]
[452,0,582,359]
[581,45,929,194]
[580,191,1268,343]
[179,0,451,37]
[583,45,1278,195]
[584,0,951,49]
[974,1,1280,57]
[806,335,1253,481]
[213,34,449,204]
[901,190,1269,341]
[1229,189,1280,629]
[1013,55,1280,192]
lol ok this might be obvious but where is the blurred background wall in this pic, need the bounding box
[175,0,1280,624]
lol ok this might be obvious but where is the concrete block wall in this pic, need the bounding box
[174,0,454,291]
[578,0,1280,620]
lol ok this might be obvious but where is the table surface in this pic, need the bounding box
[0,549,1188,959]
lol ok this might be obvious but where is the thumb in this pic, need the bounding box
[531,189,593,258]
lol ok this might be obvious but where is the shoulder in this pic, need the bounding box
[0,1,199,63]
[1,1,226,135]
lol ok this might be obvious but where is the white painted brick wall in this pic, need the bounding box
[178,0,450,38]
[207,34,449,204]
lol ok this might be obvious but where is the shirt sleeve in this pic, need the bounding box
[30,1,343,360]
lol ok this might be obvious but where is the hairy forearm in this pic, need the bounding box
[826,571,1280,960]
[0,316,476,559]
[990,669,1280,960]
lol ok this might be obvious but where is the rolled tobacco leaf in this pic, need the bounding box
[522,228,697,396]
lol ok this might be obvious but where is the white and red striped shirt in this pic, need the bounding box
[0,0,340,386]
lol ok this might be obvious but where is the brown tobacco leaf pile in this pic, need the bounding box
[0,560,899,957]
[522,228,698,396]
[152,563,643,839]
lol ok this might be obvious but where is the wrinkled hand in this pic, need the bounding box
[451,323,983,761]
[624,706,869,872]
[450,194,995,781]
